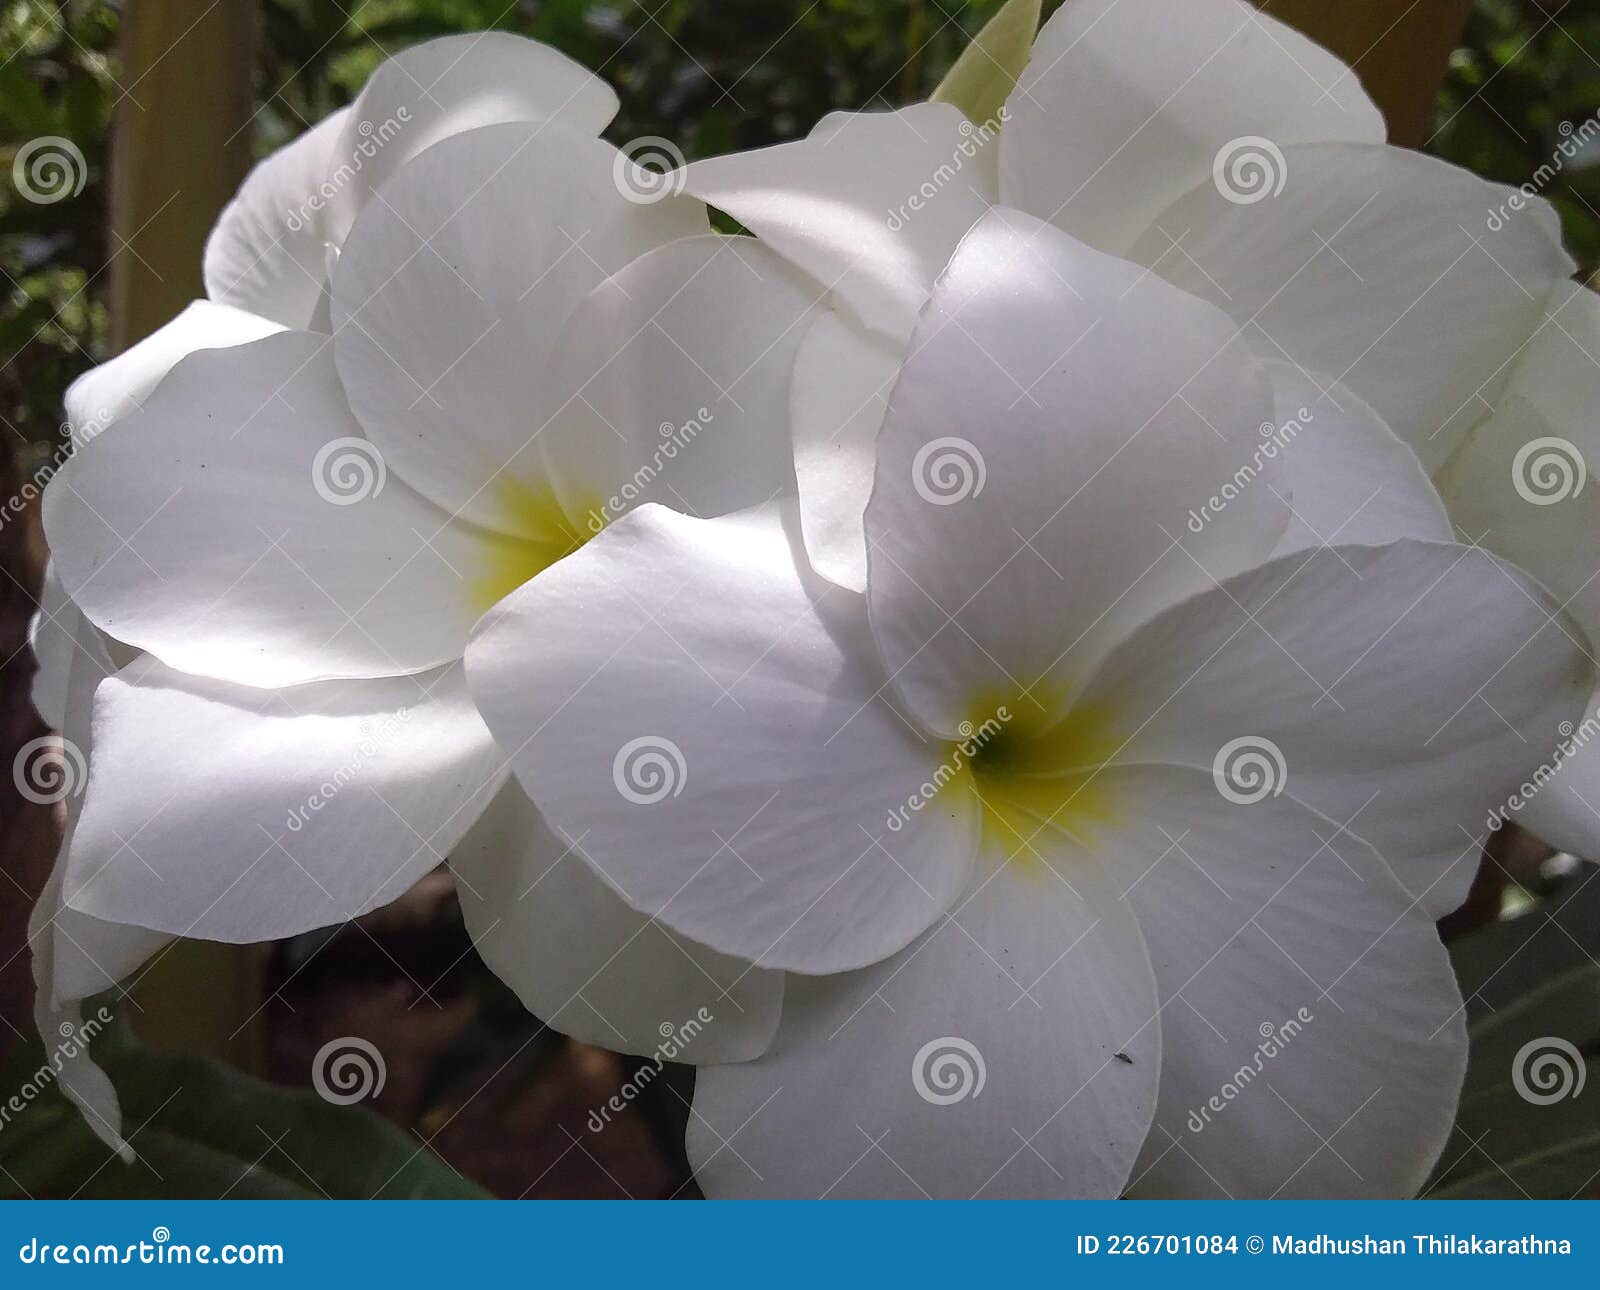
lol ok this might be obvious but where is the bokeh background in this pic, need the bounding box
[1,0,1597,1198]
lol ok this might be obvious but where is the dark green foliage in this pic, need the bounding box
[1431,0,1600,278]
[1427,867,1600,1199]
[0,1012,487,1198]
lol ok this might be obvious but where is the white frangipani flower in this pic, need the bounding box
[204,32,619,329]
[682,0,1577,592]
[33,33,816,1144]
[464,209,1593,1197]
[686,0,1600,871]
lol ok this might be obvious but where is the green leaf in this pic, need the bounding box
[0,1014,487,1199]
[1424,870,1600,1198]
[1426,1048,1600,1199]
[930,0,1041,130]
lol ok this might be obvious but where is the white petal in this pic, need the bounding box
[1001,0,1383,254]
[1265,362,1451,556]
[1433,284,1600,862]
[1087,768,1466,1199]
[30,865,149,1163]
[203,109,352,329]
[204,35,617,330]
[1078,542,1593,917]
[45,330,508,689]
[1129,143,1576,470]
[686,103,997,341]
[790,310,900,592]
[45,597,164,1010]
[867,207,1283,735]
[451,781,782,1062]
[537,235,818,527]
[30,595,168,1160]
[1509,695,1600,860]
[331,122,706,532]
[467,503,978,974]
[32,840,166,1162]
[690,848,1158,1198]
[1436,282,1600,632]
[42,888,168,1023]
[63,300,283,437]
[323,32,618,241]
[62,658,507,942]
[29,563,106,731]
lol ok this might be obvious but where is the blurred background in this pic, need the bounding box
[1,0,1597,1198]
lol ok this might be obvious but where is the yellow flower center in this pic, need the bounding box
[957,690,1124,870]
[470,476,605,613]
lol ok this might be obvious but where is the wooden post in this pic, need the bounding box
[108,0,266,1067]
[110,0,258,348]
[1256,0,1471,148]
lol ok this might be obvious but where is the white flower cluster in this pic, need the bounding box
[28,0,1600,1198]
